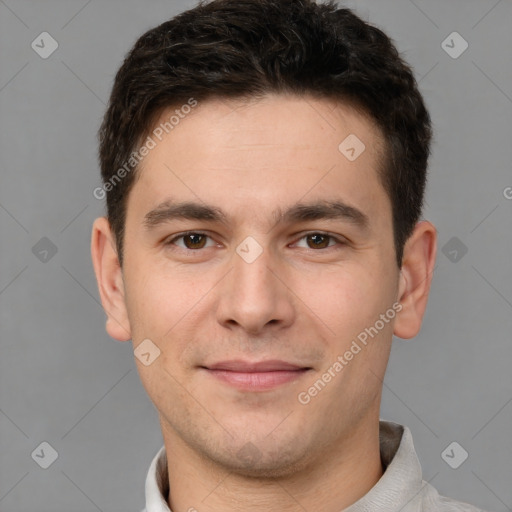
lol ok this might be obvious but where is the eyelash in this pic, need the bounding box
[164,231,347,251]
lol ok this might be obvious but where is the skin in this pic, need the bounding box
[92,94,436,512]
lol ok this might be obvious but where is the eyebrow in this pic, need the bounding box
[276,200,369,230]
[144,200,227,228]
[143,199,369,231]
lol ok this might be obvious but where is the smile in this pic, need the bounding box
[201,360,312,391]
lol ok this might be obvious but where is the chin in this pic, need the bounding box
[208,439,314,479]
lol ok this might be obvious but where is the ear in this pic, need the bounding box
[91,217,131,341]
[393,220,437,339]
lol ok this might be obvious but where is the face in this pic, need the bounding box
[95,94,417,478]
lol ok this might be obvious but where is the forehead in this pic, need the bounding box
[145,94,384,168]
[129,94,390,228]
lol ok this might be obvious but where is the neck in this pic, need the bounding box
[160,414,383,512]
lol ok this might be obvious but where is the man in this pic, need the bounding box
[91,0,484,510]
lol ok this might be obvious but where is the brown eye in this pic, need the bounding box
[306,234,332,249]
[167,232,214,250]
[182,233,207,249]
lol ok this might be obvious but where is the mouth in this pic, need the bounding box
[200,360,312,391]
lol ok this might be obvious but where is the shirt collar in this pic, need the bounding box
[143,443,171,512]
[345,421,425,512]
[142,420,424,512]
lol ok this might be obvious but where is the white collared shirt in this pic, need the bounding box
[141,421,485,512]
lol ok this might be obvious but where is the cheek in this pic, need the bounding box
[123,262,200,340]
[124,260,227,372]
[302,263,394,341]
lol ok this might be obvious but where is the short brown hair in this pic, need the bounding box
[98,0,432,266]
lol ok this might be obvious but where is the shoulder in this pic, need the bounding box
[422,482,487,511]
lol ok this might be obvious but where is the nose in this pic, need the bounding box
[215,243,295,335]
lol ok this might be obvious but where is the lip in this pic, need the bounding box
[206,359,307,372]
[201,360,311,391]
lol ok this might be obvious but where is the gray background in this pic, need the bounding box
[0,0,511,511]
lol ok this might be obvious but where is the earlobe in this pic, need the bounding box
[91,217,132,341]
[393,221,437,340]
